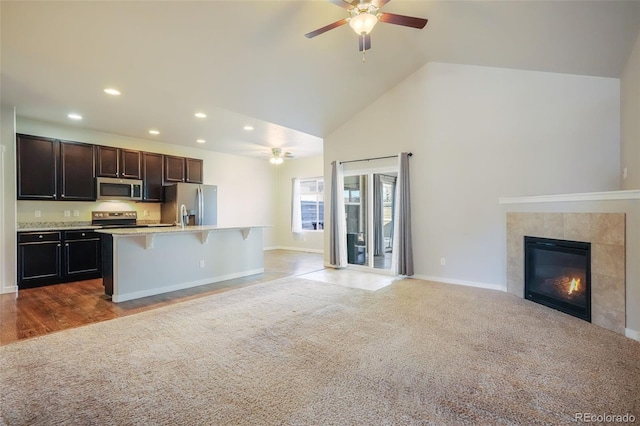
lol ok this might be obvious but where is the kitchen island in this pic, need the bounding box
[98,225,267,302]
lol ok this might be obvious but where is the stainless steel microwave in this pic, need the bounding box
[96,177,143,201]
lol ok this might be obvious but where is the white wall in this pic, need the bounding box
[273,156,324,252]
[621,30,640,190]
[1,106,17,293]
[324,62,621,287]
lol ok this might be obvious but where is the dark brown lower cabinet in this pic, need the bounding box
[18,232,62,288]
[17,230,101,289]
[64,231,101,277]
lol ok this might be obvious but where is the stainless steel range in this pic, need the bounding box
[91,211,140,228]
[92,211,176,229]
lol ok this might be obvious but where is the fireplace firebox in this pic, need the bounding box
[524,236,591,322]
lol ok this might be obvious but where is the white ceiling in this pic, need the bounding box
[1,1,638,159]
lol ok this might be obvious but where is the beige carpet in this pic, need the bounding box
[1,277,639,425]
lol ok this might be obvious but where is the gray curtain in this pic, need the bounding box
[392,152,413,276]
[373,174,383,256]
[329,161,347,267]
[388,176,396,249]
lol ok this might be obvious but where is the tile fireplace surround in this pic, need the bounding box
[507,212,625,334]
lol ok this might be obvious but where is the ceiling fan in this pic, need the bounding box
[269,148,294,165]
[305,0,428,55]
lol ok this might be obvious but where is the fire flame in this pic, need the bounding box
[568,278,580,295]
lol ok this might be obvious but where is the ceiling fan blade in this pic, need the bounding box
[358,33,371,52]
[327,0,356,10]
[305,18,349,38]
[371,0,391,8]
[379,13,428,29]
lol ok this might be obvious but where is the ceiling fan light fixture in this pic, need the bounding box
[349,12,378,35]
[270,148,285,165]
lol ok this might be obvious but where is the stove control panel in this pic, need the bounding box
[91,211,138,225]
[92,211,138,220]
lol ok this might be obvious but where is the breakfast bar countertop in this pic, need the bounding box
[96,224,271,236]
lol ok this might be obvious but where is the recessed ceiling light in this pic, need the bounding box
[196,139,206,144]
[68,113,83,120]
[149,129,160,135]
[104,88,121,96]
[243,125,254,131]
[195,112,207,118]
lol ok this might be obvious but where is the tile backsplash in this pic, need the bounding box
[17,200,161,224]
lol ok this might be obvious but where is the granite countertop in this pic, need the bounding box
[17,221,167,232]
[96,225,270,236]
[18,222,100,232]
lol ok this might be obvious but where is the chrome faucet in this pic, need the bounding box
[180,204,188,227]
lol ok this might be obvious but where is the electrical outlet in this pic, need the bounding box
[199,260,205,268]
[440,258,446,266]
[64,210,71,217]
[143,210,149,217]
[35,210,41,218]
[73,210,80,217]
[623,167,628,180]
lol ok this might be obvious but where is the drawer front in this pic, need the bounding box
[18,232,61,243]
[64,230,100,241]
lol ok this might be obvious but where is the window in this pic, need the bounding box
[294,177,324,231]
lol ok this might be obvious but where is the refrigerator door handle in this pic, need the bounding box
[196,186,200,225]
[197,186,204,226]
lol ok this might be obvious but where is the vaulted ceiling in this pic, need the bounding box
[2,1,638,159]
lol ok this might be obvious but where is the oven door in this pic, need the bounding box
[96,178,143,201]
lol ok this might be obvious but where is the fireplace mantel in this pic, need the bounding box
[499,189,640,204]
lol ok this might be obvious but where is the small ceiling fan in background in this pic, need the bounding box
[269,147,294,165]
[305,0,428,57]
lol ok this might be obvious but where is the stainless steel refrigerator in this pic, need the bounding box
[161,183,217,226]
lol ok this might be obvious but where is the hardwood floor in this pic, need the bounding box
[0,250,324,346]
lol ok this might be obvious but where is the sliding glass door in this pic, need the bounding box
[344,175,368,267]
[344,169,397,271]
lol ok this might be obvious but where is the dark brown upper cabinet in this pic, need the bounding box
[17,134,95,201]
[59,141,96,201]
[142,152,164,202]
[96,146,141,179]
[185,158,203,184]
[96,146,118,177]
[120,149,142,179]
[164,155,185,184]
[17,134,58,200]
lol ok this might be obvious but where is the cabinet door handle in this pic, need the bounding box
[38,235,43,239]
[57,244,61,247]
[61,194,65,198]
[65,243,69,247]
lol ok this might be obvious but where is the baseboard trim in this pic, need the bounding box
[1,285,18,294]
[625,328,640,342]
[112,268,264,303]
[264,246,324,254]
[412,274,506,292]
